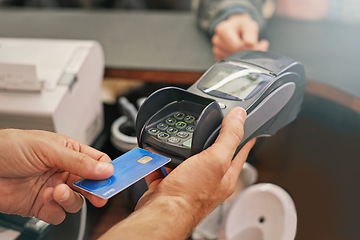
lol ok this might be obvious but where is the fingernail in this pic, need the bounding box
[235,107,247,122]
[60,189,70,202]
[96,162,111,174]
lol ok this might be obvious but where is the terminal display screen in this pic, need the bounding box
[198,63,273,100]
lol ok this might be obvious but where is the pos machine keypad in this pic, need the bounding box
[147,112,197,149]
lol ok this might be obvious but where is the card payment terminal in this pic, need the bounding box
[135,51,306,167]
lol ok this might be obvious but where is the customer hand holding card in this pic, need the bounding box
[0,129,114,225]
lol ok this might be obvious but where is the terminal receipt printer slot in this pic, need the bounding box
[0,38,104,145]
[136,51,306,167]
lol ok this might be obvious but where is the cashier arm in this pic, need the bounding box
[100,107,255,239]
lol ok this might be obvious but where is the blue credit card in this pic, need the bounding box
[73,147,171,199]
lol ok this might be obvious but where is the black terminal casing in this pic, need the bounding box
[136,50,306,168]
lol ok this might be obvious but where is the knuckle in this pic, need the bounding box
[251,22,259,31]
[53,214,66,225]
[212,46,220,55]
[242,14,252,21]
[215,23,226,34]
[231,126,244,143]
[63,137,80,151]
[75,152,87,167]
[211,36,218,46]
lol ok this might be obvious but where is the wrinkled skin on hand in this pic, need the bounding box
[0,129,114,225]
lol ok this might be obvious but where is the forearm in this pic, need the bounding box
[99,196,199,240]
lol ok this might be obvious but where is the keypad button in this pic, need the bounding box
[148,128,160,135]
[157,132,169,140]
[182,138,192,149]
[175,121,187,129]
[174,112,185,120]
[176,131,189,138]
[186,125,194,133]
[165,118,176,126]
[184,115,195,123]
[157,123,168,130]
[167,127,178,134]
[167,137,180,144]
